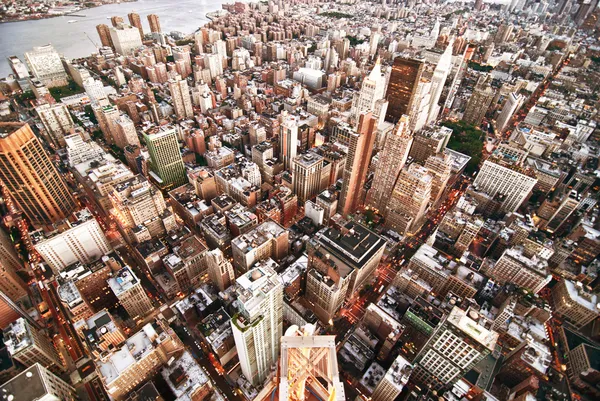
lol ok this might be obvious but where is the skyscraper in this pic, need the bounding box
[148,14,162,33]
[385,163,432,235]
[109,24,143,56]
[292,152,326,203]
[127,12,144,39]
[339,112,378,217]
[168,75,194,119]
[96,24,114,48]
[385,57,424,123]
[3,318,64,371]
[281,113,299,171]
[24,45,69,88]
[427,40,454,124]
[279,324,345,401]
[463,81,495,126]
[371,355,413,401]
[351,58,388,125]
[496,92,523,132]
[107,266,153,321]
[0,123,77,226]
[144,126,187,189]
[205,248,235,291]
[0,227,27,304]
[114,114,140,149]
[0,363,77,401]
[424,152,453,206]
[231,264,283,386]
[366,115,412,212]
[413,307,498,391]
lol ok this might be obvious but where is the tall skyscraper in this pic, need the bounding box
[144,126,187,189]
[366,115,412,212]
[109,24,143,56]
[114,114,140,149]
[473,159,537,212]
[496,92,523,132]
[385,163,432,235]
[107,267,153,321]
[281,114,299,171]
[385,57,424,123]
[413,307,498,391]
[279,324,345,401]
[0,123,77,226]
[93,104,120,144]
[463,80,495,126]
[32,209,112,273]
[148,14,162,33]
[96,24,114,48]
[168,75,194,119]
[127,12,144,39]
[351,58,388,125]
[427,40,454,124]
[3,318,64,371]
[424,152,453,206]
[205,248,235,291]
[0,228,27,304]
[231,264,283,386]
[24,45,69,88]
[339,112,378,217]
[292,152,326,203]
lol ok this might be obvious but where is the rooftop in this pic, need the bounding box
[0,364,55,401]
[107,266,140,297]
[317,222,385,270]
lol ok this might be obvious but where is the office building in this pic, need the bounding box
[281,114,299,171]
[144,126,187,189]
[552,280,599,329]
[231,220,288,272]
[107,267,153,321]
[496,92,523,132]
[3,318,63,371]
[96,24,114,48]
[35,103,74,146]
[0,363,77,401]
[114,114,140,149]
[231,263,283,386]
[351,58,388,124]
[409,125,452,163]
[206,248,235,291]
[463,82,495,126]
[427,41,453,124]
[366,115,412,212]
[0,123,77,226]
[0,228,27,304]
[413,307,498,390]
[339,112,378,217]
[109,24,143,56]
[424,152,453,205]
[148,14,161,33]
[385,163,432,235]
[473,158,537,213]
[385,57,424,123]
[292,152,327,203]
[371,355,413,401]
[83,77,108,106]
[168,75,194,119]
[32,209,112,273]
[488,247,550,294]
[127,12,144,39]
[24,45,68,88]
[279,324,345,401]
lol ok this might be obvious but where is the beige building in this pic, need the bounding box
[552,280,600,329]
[0,363,77,401]
[231,220,288,272]
[107,267,153,321]
[206,248,235,291]
[3,318,63,372]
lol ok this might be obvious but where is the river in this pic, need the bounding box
[0,0,229,78]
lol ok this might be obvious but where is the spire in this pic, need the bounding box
[368,57,382,80]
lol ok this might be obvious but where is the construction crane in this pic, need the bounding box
[84,31,99,49]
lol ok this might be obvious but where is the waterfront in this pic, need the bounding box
[0,0,228,78]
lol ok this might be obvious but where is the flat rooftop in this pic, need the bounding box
[317,222,385,270]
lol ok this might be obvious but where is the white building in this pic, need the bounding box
[24,45,69,88]
[231,264,283,386]
[109,24,143,56]
[35,103,74,145]
[496,92,524,132]
[351,58,387,124]
[83,77,108,106]
[0,363,77,401]
[107,267,153,321]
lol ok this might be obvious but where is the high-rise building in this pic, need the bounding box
[110,16,124,27]
[279,324,345,401]
[96,24,114,48]
[292,153,327,203]
[424,152,453,206]
[0,228,27,304]
[281,114,299,171]
[552,280,599,329]
[427,40,454,124]
[463,81,495,126]
[109,24,143,56]
[206,248,235,291]
[371,355,413,401]
[339,112,378,217]
[83,77,108,106]
[231,264,283,386]
[385,57,424,123]
[32,209,112,273]
[3,318,63,371]
[168,75,194,119]
[144,126,187,189]
[351,58,388,125]
[107,266,153,321]
[24,45,69,88]
[114,114,140,149]
[0,123,77,226]
[496,92,524,133]
[127,12,144,39]
[0,363,77,401]
[366,115,412,212]
[35,103,75,147]
[148,14,162,33]
[231,220,289,272]
[385,163,432,235]
[93,104,120,144]
[473,158,537,213]
[488,247,551,294]
[413,307,499,391]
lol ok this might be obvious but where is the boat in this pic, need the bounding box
[68,20,78,23]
